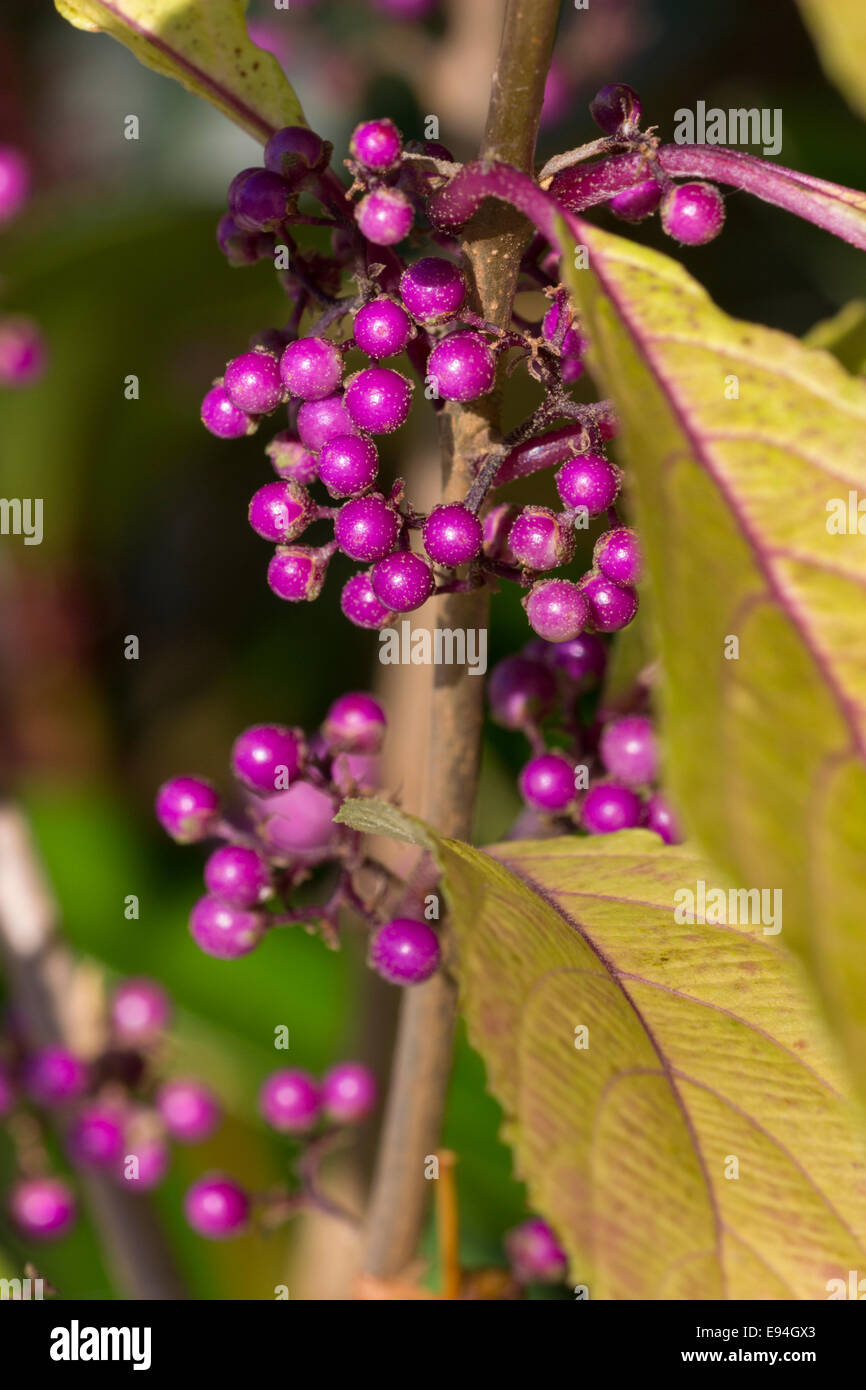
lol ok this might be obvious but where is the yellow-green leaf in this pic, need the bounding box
[54,0,304,142]
[805,299,866,375]
[560,221,866,1102]
[338,799,866,1300]
[796,0,866,121]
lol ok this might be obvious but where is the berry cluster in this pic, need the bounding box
[155,692,442,985]
[0,145,46,388]
[488,633,681,842]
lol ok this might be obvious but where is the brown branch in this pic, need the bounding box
[360,0,561,1282]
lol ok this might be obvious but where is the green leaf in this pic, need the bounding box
[54,0,305,141]
[805,300,866,375]
[796,0,866,121]
[559,220,866,1101]
[337,799,866,1300]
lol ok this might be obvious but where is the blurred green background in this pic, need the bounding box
[0,0,863,1298]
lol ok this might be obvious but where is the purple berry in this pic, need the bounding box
[646,792,682,845]
[322,692,386,753]
[350,118,402,171]
[259,1068,321,1133]
[581,781,643,834]
[264,125,328,179]
[400,257,466,324]
[561,358,584,384]
[321,1062,377,1124]
[266,431,319,484]
[248,479,312,543]
[69,1102,126,1169]
[488,655,557,729]
[482,503,520,564]
[599,714,658,785]
[215,217,261,268]
[369,918,441,985]
[185,1175,249,1239]
[370,550,433,612]
[589,83,642,135]
[427,331,496,402]
[231,169,290,231]
[546,632,607,686]
[506,1217,568,1285]
[155,775,220,843]
[10,1177,76,1241]
[297,393,359,450]
[593,527,642,586]
[580,572,639,632]
[110,979,171,1045]
[267,546,329,602]
[189,895,265,959]
[422,503,483,566]
[508,506,574,571]
[157,1079,220,1143]
[661,181,725,246]
[609,178,662,222]
[341,571,395,629]
[201,384,253,439]
[0,146,30,223]
[524,579,588,643]
[541,301,585,358]
[232,724,304,793]
[279,336,343,400]
[223,350,284,414]
[254,781,340,859]
[26,1048,88,1106]
[353,297,412,360]
[204,844,271,907]
[0,317,46,387]
[555,454,620,515]
[519,752,575,813]
[355,187,413,245]
[345,366,413,434]
[318,434,379,498]
[335,494,400,562]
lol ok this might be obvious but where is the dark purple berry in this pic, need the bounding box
[216,214,261,266]
[519,752,575,813]
[259,1069,320,1133]
[267,546,329,602]
[589,83,642,135]
[279,337,343,400]
[334,494,400,562]
[341,572,395,629]
[201,384,253,439]
[10,1177,76,1240]
[427,331,496,402]
[422,503,483,566]
[555,454,620,515]
[264,125,328,179]
[322,692,386,753]
[223,350,284,414]
[231,169,291,232]
[350,118,402,171]
[609,178,662,222]
[506,1217,567,1285]
[110,979,171,1045]
[580,572,638,632]
[355,187,413,245]
[185,1175,249,1239]
[353,298,412,360]
[400,257,466,324]
[26,1048,88,1106]
[646,792,682,845]
[155,776,220,843]
[581,780,643,834]
[524,579,588,643]
[254,781,340,858]
[232,724,303,793]
[189,896,265,959]
[599,715,658,785]
[370,550,433,612]
[370,918,441,985]
[593,527,642,586]
[322,1062,377,1124]
[158,1079,220,1143]
[204,844,271,907]
[248,479,312,543]
[345,366,413,434]
[546,632,607,686]
[661,181,725,246]
[297,394,359,450]
[508,506,574,571]
[488,655,557,729]
[266,431,319,484]
[318,434,379,498]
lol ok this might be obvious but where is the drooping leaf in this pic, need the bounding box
[54,0,305,142]
[555,219,866,1101]
[338,799,866,1301]
[805,299,866,375]
[796,0,866,121]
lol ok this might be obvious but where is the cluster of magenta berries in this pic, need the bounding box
[488,635,681,842]
[0,145,46,388]
[155,693,442,985]
[1,975,221,1242]
[200,119,642,644]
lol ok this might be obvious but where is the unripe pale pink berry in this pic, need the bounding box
[506,1217,568,1284]
[232,724,304,793]
[370,550,433,612]
[427,331,496,402]
[266,431,319,484]
[488,655,557,729]
[157,1079,220,1143]
[185,1174,249,1239]
[204,844,271,907]
[10,1176,76,1240]
[609,178,663,222]
[335,494,400,562]
[189,895,265,959]
[400,257,466,324]
[259,1068,321,1132]
[355,187,413,245]
[593,526,642,586]
[599,715,658,785]
[369,917,441,985]
[524,579,588,643]
[223,350,284,414]
[201,384,253,439]
[555,454,620,515]
[422,503,483,566]
[155,776,220,843]
[341,571,395,629]
[110,978,172,1045]
[323,692,387,753]
[353,298,412,359]
[254,781,340,858]
[508,506,574,571]
[248,479,313,543]
[580,572,639,632]
[661,181,725,246]
[318,434,379,498]
[519,752,575,814]
[350,118,402,171]
[267,546,330,602]
[280,336,343,400]
[26,1047,88,1106]
[345,366,413,434]
[297,394,359,451]
[322,1062,377,1124]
